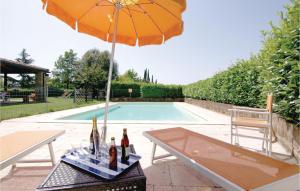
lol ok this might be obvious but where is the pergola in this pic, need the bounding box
[0,58,50,102]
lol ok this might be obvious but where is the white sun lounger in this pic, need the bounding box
[0,130,65,170]
[143,127,300,191]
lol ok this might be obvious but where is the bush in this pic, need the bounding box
[8,89,35,98]
[48,87,64,97]
[184,0,299,124]
[141,84,183,98]
[184,58,262,106]
[111,82,141,98]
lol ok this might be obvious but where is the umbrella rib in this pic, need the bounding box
[106,8,116,39]
[124,0,139,40]
[77,0,114,22]
[129,0,164,35]
[153,1,182,21]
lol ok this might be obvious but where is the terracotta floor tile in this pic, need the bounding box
[169,164,214,187]
[144,162,172,186]
[154,185,173,191]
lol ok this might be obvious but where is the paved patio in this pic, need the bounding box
[0,102,294,191]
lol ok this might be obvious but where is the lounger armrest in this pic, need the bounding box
[233,106,268,111]
[230,109,270,115]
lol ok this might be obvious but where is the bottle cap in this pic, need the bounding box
[111,137,115,140]
[123,128,127,132]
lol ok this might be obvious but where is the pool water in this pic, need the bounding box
[60,103,203,121]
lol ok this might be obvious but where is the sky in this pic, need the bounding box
[0,0,289,84]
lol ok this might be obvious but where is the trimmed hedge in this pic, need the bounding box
[111,82,141,98]
[184,0,299,124]
[141,84,183,98]
[111,82,184,98]
[7,87,64,98]
[48,87,64,97]
[184,58,261,107]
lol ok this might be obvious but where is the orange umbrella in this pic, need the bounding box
[41,0,186,142]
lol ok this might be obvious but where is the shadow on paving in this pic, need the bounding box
[0,159,227,191]
[0,166,52,191]
[143,159,225,191]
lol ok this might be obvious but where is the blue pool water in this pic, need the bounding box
[60,103,202,121]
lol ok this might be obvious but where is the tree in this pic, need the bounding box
[75,49,118,92]
[143,69,147,82]
[151,75,153,83]
[147,69,150,82]
[16,49,35,88]
[118,69,140,82]
[52,49,78,89]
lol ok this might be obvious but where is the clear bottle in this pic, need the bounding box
[89,117,99,155]
[109,137,117,170]
[121,128,129,163]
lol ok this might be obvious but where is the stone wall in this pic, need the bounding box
[185,98,300,161]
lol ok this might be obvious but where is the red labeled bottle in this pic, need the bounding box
[121,128,129,163]
[109,137,117,170]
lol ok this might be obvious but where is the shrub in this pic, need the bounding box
[141,84,183,98]
[184,58,261,106]
[184,0,299,124]
[48,87,64,97]
[111,82,141,98]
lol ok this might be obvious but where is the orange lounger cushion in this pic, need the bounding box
[0,131,64,164]
[144,127,300,191]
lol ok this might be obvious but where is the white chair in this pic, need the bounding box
[229,94,273,155]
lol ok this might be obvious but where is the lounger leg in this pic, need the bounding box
[48,142,55,166]
[230,124,233,145]
[235,127,239,146]
[151,143,157,164]
[262,128,266,152]
[269,127,272,156]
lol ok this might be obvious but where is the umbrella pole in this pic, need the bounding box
[102,5,120,143]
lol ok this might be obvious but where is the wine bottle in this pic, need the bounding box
[109,137,117,170]
[121,128,129,163]
[89,117,99,155]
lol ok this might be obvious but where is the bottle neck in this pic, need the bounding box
[93,120,97,130]
[111,139,115,146]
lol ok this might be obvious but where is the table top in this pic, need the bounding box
[37,145,145,191]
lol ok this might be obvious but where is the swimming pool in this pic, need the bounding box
[60,102,203,122]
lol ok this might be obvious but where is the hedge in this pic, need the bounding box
[184,58,262,107]
[111,82,141,98]
[141,84,183,98]
[111,82,184,98]
[7,87,64,98]
[184,0,299,124]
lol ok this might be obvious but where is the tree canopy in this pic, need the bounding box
[52,49,78,89]
[118,69,140,82]
[16,49,35,88]
[75,49,118,91]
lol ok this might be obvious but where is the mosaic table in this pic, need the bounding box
[37,145,146,191]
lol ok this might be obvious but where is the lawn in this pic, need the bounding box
[0,97,102,121]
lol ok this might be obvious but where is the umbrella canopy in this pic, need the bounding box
[41,0,186,142]
[41,0,185,46]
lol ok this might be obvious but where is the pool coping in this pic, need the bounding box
[55,102,212,125]
[3,102,231,125]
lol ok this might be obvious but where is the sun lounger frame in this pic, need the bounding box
[0,130,65,170]
[143,129,300,191]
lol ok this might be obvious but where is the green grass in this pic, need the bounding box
[0,97,102,121]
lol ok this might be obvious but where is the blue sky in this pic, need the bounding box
[0,0,289,84]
